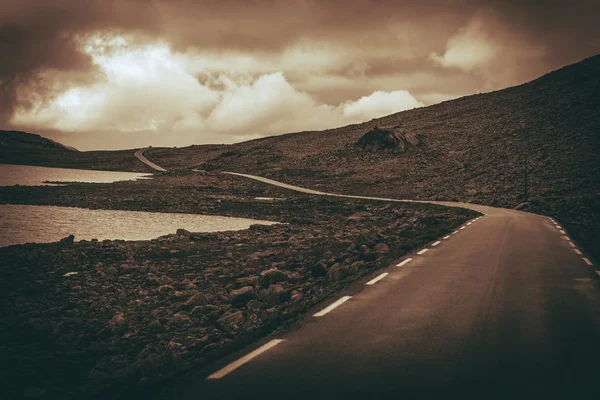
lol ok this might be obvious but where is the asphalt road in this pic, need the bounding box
[137,161,600,398]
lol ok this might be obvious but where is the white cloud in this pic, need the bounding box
[429,13,496,72]
[342,90,423,121]
[12,36,424,149]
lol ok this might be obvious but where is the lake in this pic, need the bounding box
[0,204,277,247]
[0,164,278,246]
[0,164,152,186]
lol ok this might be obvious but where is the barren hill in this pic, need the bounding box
[0,130,77,151]
[154,54,600,258]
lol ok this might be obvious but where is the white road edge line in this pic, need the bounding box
[562,236,570,240]
[207,339,284,379]
[460,226,466,230]
[452,231,459,235]
[574,249,582,255]
[314,296,352,317]
[467,222,472,225]
[443,235,451,240]
[556,226,563,229]
[366,272,389,285]
[560,230,566,234]
[417,248,428,255]
[432,241,441,247]
[397,258,413,267]
[583,258,593,266]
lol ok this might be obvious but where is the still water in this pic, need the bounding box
[0,204,277,247]
[0,164,152,186]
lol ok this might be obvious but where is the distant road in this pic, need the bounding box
[139,155,600,398]
[134,148,167,172]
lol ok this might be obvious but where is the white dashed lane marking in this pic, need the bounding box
[314,296,352,317]
[207,339,284,379]
[417,249,429,255]
[432,241,441,247]
[460,226,466,230]
[583,258,593,266]
[560,230,566,234]
[366,273,389,285]
[569,242,576,248]
[443,235,451,240]
[574,249,582,255]
[396,258,413,267]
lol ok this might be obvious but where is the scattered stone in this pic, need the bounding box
[229,286,257,307]
[247,299,265,313]
[373,243,390,255]
[327,263,351,281]
[59,235,75,245]
[259,268,289,288]
[63,271,78,277]
[184,293,207,307]
[218,311,244,333]
[262,284,291,306]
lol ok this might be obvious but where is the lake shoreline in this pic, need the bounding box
[0,170,479,399]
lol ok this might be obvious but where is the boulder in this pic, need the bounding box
[258,268,289,288]
[373,243,390,255]
[184,293,207,307]
[229,286,257,307]
[218,310,244,333]
[247,299,265,313]
[58,235,75,245]
[262,284,291,306]
[357,127,419,152]
[327,263,350,281]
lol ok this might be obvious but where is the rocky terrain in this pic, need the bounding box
[4,56,598,259]
[0,183,477,399]
[148,55,600,261]
[0,130,154,172]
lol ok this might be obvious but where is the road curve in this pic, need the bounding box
[135,160,600,397]
[134,148,168,172]
[222,171,501,215]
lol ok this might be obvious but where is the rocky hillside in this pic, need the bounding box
[152,54,600,260]
[0,130,76,150]
[0,130,154,172]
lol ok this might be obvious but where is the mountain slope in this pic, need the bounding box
[0,130,77,151]
[176,54,598,260]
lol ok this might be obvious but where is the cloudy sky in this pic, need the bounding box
[1,0,599,150]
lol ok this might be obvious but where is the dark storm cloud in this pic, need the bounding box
[1,0,599,143]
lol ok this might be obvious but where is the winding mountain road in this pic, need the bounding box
[137,156,600,398]
[134,148,167,172]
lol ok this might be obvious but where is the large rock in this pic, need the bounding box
[327,263,350,281]
[262,284,291,306]
[218,310,244,333]
[184,292,207,307]
[357,127,420,152]
[258,268,289,288]
[373,243,390,255]
[58,235,75,245]
[229,286,257,307]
